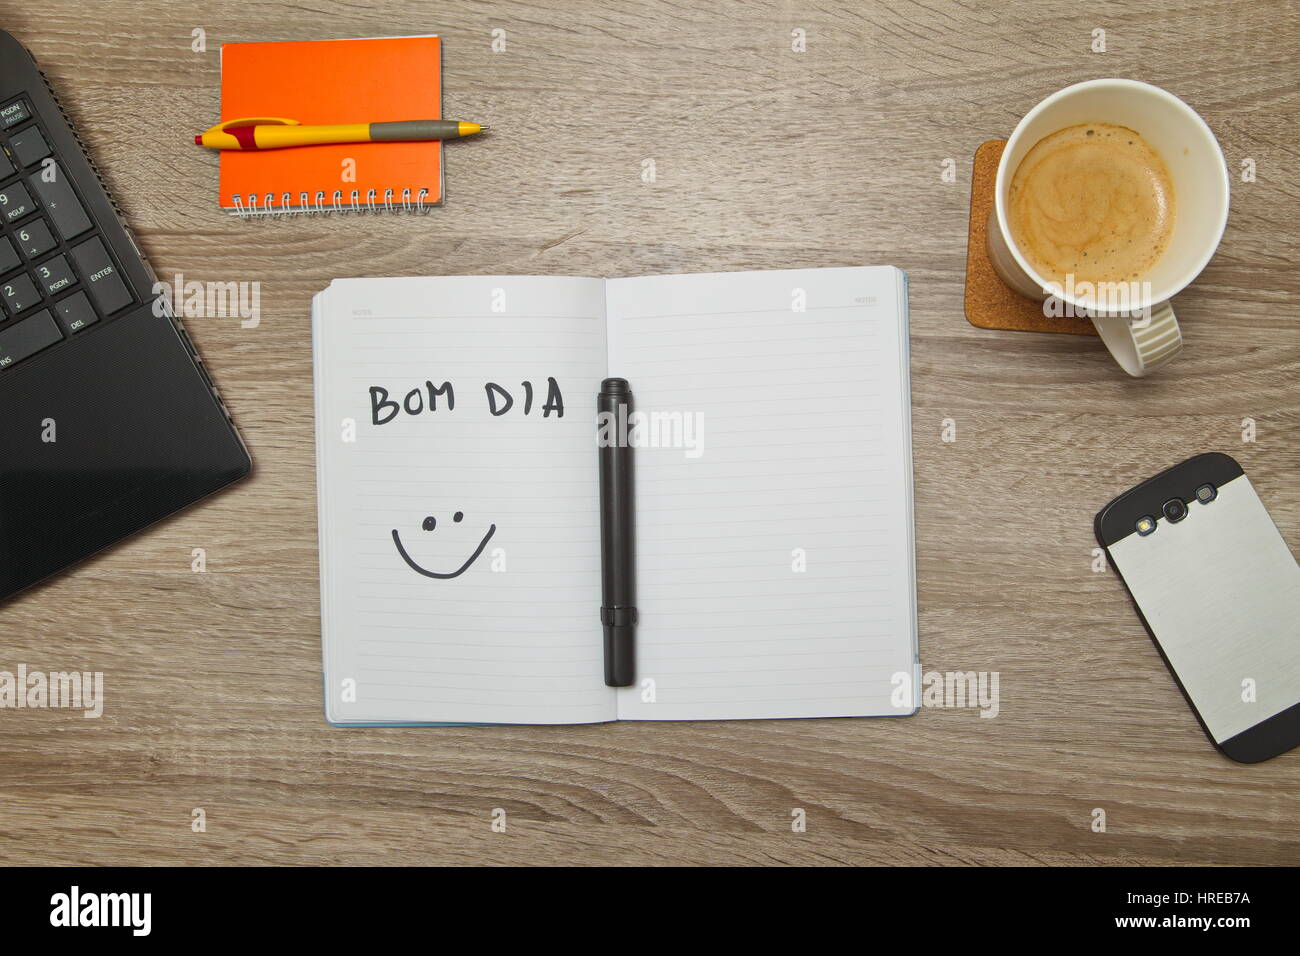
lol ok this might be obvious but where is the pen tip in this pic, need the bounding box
[479,125,490,132]
[193,135,202,145]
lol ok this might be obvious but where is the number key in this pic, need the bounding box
[2,273,41,314]
[13,218,55,258]
[0,182,35,223]
[0,309,61,370]
[34,254,76,296]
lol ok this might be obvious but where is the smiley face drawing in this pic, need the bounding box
[391,511,496,579]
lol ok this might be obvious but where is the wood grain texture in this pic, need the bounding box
[0,0,1296,866]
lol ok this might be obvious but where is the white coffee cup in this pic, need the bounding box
[986,79,1230,377]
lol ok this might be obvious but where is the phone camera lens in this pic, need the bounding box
[1162,498,1188,522]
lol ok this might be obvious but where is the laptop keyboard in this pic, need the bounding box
[0,96,135,371]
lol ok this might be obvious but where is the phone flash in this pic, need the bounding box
[1136,516,1157,536]
[1195,483,1217,503]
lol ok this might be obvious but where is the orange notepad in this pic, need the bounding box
[218,36,443,214]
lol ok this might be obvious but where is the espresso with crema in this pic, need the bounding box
[1008,123,1175,286]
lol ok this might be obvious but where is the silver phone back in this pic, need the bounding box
[1108,473,1300,743]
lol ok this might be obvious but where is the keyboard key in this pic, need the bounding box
[0,182,36,223]
[0,308,60,370]
[34,254,76,296]
[0,99,31,130]
[70,238,131,315]
[53,291,99,333]
[27,163,91,239]
[2,272,41,313]
[54,290,100,333]
[0,150,13,180]
[13,218,55,257]
[0,237,19,274]
[9,127,50,167]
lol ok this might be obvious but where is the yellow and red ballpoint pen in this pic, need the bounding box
[194,117,488,150]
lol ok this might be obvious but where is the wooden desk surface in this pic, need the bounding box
[2,0,1296,866]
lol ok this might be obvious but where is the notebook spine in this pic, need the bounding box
[228,187,433,217]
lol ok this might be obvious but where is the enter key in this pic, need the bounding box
[69,237,133,316]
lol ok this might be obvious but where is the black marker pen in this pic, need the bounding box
[598,378,637,687]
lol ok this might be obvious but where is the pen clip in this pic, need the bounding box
[201,116,301,134]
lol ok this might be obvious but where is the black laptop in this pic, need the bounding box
[0,31,250,601]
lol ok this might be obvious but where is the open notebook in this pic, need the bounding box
[312,268,917,724]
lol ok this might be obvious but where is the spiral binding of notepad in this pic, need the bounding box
[227,187,434,218]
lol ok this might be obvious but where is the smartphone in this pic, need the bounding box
[1095,452,1300,763]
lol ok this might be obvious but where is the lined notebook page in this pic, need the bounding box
[605,268,917,721]
[314,276,615,724]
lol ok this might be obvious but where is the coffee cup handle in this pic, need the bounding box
[1090,302,1183,377]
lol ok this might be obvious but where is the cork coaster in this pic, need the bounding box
[964,140,1097,336]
